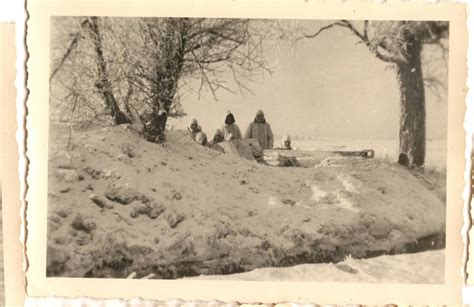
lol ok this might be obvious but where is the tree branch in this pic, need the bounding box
[419,21,449,44]
[338,20,402,63]
[50,19,89,81]
[299,23,339,39]
[300,20,403,64]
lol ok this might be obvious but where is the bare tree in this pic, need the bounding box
[50,17,133,127]
[125,17,269,142]
[295,20,448,167]
[51,17,269,143]
[83,17,131,125]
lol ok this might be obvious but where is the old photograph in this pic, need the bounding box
[44,16,451,284]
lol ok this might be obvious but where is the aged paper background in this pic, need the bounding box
[25,0,467,304]
[0,23,27,306]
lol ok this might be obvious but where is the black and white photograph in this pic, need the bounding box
[46,16,450,284]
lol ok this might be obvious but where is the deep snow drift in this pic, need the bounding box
[46,124,446,281]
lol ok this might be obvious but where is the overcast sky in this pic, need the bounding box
[171,20,448,141]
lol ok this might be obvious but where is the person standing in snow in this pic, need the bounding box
[223,112,242,141]
[244,110,274,150]
[187,118,202,141]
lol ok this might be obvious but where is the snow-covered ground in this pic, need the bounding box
[46,125,446,282]
[190,249,444,284]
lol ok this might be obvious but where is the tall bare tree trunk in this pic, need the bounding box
[146,67,181,143]
[145,20,186,143]
[396,39,426,167]
[86,17,130,125]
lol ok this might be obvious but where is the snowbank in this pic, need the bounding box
[46,125,446,280]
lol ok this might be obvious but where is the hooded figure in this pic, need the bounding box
[195,131,225,153]
[187,118,202,141]
[207,129,225,153]
[223,112,242,141]
[244,110,274,150]
[280,134,292,150]
[195,132,207,146]
[277,134,298,167]
[209,129,225,145]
